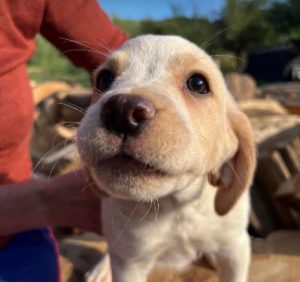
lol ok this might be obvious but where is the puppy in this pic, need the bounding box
[77,35,256,282]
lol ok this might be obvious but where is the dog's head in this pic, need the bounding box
[77,35,256,215]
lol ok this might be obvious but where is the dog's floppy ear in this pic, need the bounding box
[209,109,256,216]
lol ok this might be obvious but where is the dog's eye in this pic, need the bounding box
[95,70,115,93]
[186,74,209,94]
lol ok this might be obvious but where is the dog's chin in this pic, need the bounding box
[86,154,180,201]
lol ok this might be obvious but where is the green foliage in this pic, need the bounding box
[28,35,89,86]
[112,17,142,37]
[29,0,300,78]
[266,0,300,41]
[221,0,274,57]
[113,14,242,72]
[139,17,219,51]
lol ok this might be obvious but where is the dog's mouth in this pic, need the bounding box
[87,150,178,200]
[94,152,169,177]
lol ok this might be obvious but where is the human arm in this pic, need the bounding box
[40,0,128,72]
[0,170,102,236]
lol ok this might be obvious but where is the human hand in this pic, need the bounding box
[46,170,103,234]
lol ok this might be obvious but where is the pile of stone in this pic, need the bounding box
[226,74,300,236]
[59,231,300,282]
[31,81,91,177]
[30,76,300,281]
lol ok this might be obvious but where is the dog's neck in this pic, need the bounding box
[108,174,214,215]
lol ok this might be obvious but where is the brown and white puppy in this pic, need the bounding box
[77,35,256,282]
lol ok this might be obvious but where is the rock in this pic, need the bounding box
[30,81,91,176]
[238,98,288,117]
[32,81,72,105]
[58,232,300,282]
[225,73,257,101]
[58,92,91,122]
[250,231,300,281]
[276,175,300,214]
[260,82,300,115]
[250,254,300,282]
[149,263,216,282]
[268,232,300,253]
[59,233,108,282]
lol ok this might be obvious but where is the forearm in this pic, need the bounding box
[0,178,51,235]
[0,170,101,236]
[40,0,127,72]
[44,170,102,233]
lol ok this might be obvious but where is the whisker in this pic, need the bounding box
[80,181,97,194]
[60,38,112,57]
[94,88,104,94]
[226,160,242,187]
[200,28,228,50]
[110,197,114,227]
[33,139,69,173]
[211,54,247,63]
[111,202,140,248]
[113,201,131,221]
[63,48,110,58]
[47,137,73,177]
[57,102,86,114]
[138,201,153,222]
[155,199,160,221]
[48,158,60,178]
[57,121,80,127]
[94,88,105,97]
[61,38,113,53]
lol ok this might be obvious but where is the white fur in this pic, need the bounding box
[78,35,255,282]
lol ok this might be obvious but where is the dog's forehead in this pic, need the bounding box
[121,35,202,56]
[110,35,213,74]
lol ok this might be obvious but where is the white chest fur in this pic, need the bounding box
[101,180,250,274]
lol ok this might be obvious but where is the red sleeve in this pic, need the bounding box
[40,0,128,72]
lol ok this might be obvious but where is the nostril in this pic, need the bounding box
[131,102,155,124]
[101,94,155,136]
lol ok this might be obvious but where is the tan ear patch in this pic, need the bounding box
[209,111,256,216]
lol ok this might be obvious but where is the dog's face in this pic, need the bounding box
[77,35,255,215]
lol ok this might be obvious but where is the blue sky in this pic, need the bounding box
[98,0,225,20]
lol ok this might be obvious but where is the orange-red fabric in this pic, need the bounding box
[0,0,127,184]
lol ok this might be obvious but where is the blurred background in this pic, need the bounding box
[29,1,300,281]
[28,0,300,85]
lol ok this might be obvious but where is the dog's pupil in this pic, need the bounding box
[96,70,115,92]
[187,75,209,94]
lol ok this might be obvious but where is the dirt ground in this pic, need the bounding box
[59,231,300,282]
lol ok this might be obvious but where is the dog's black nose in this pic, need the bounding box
[101,94,155,136]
